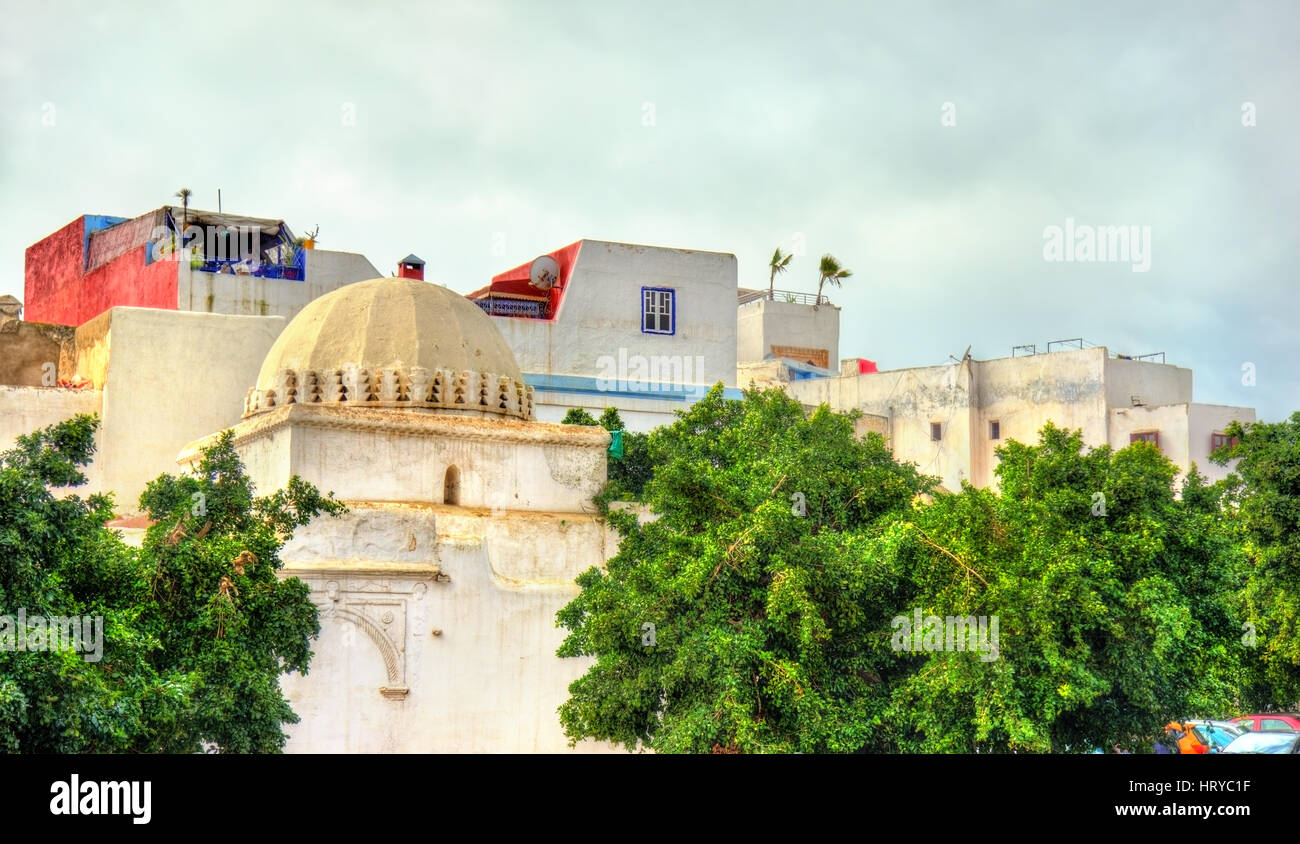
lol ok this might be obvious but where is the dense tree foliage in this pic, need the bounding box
[0,415,343,752]
[557,387,930,752]
[1214,413,1300,708]
[556,387,1279,753]
[877,427,1244,752]
[560,406,652,499]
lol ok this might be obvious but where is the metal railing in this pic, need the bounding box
[738,289,829,306]
[474,297,548,319]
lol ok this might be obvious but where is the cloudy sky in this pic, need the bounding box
[1,1,1295,419]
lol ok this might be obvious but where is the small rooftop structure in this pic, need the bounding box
[397,254,425,280]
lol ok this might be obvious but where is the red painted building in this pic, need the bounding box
[25,207,299,326]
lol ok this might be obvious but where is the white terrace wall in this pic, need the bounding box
[737,298,840,367]
[178,249,379,320]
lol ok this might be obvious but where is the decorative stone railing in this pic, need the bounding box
[243,365,534,421]
[472,297,548,319]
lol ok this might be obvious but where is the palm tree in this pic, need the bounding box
[172,188,193,259]
[815,253,852,308]
[767,247,792,300]
[174,187,192,227]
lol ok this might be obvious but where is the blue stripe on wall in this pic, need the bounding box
[524,372,743,403]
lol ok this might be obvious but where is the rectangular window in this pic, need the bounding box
[1210,432,1239,451]
[641,287,675,335]
[1130,431,1159,448]
[990,420,1000,440]
[930,422,942,441]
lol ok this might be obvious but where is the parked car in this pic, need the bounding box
[1230,713,1300,732]
[1222,731,1300,754]
[1164,720,1245,754]
[1185,720,1246,753]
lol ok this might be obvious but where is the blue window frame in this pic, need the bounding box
[641,287,675,335]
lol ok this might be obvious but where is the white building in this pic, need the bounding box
[767,346,1255,492]
[467,240,742,431]
[183,276,619,752]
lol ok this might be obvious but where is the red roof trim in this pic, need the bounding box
[468,240,582,321]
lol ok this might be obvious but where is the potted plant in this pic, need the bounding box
[299,224,320,250]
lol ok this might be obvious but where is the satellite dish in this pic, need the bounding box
[529,255,560,290]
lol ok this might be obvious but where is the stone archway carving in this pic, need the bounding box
[325,604,409,699]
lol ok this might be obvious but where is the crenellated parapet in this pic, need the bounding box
[243,365,534,421]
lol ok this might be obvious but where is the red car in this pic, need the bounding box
[1230,713,1300,732]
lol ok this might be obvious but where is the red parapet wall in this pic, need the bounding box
[24,216,177,326]
[24,216,86,325]
[79,245,177,324]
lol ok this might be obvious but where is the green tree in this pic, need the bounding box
[556,386,929,752]
[596,407,652,500]
[556,396,1248,754]
[0,415,344,752]
[877,425,1243,752]
[1214,414,1300,708]
[561,408,598,426]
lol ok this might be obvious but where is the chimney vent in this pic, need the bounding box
[397,253,425,280]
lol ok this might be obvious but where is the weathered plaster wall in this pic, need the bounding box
[92,308,285,514]
[737,360,790,391]
[1109,403,1191,476]
[202,411,620,753]
[0,386,104,487]
[23,216,85,325]
[781,348,1220,492]
[276,505,618,753]
[784,361,975,491]
[78,244,178,325]
[490,241,738,390]
[72,310,113,388]
[972,348,1109,487]
[0,321,76,386]
[191,407,609,514]
[1189,403,1256,483]
[1104,356,1192,409]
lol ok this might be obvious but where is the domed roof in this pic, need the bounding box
[243,277,532,420]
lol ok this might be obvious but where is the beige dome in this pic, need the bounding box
[244,277,532,420]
